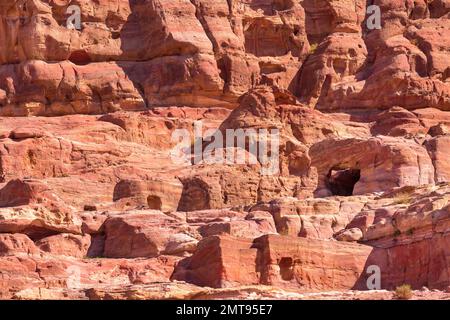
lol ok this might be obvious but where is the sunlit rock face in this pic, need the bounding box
[1,1,450,300]
[0,0,310,115]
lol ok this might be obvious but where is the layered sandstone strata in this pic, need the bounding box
[1,0,448,116]
[1,0,450,300]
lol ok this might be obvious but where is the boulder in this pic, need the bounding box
[36,234,91,258]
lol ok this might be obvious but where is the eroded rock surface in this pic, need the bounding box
[1,0,450,300]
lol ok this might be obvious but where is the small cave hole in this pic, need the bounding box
[147,195,162,210]
[326,168,361,196]
[68,50,92,65]
[111,31,121,40]
[279,257,294,281]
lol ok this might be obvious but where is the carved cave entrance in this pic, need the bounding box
[326,168,361,196]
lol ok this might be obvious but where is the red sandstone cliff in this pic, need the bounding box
[0,0,450,300]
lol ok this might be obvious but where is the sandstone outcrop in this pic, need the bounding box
[172,234,374,290]
[0,0,310,115]
[1,0,450,301]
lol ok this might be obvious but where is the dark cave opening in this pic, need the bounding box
[326,168,361,196]
[279,257,294,281]
[147,195,162,210]
[68,50,92,65]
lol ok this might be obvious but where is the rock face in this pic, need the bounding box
[102,212,197,258]
[1,0,450,300]
[296,0,450,111]
[113,178,183,212]
[4,0,447,115]
[0,0,309,115]
[174,184,450,291]
[172,234,374,290]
